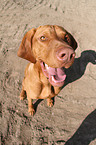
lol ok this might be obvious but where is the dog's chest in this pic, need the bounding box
[40,71,50,85]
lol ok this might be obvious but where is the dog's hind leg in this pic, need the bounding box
[19,87,26,100]
[19,79,27,100]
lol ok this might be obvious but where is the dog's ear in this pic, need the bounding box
[68,33,78,50]
[17,28,36,63]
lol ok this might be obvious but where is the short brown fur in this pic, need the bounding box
[18,25,77,115]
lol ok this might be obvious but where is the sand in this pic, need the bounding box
[0,0,96,144]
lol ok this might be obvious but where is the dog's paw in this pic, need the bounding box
[47,98,54,107]
[28,107,35,116]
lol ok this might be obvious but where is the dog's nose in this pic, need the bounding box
[56,48,75,62]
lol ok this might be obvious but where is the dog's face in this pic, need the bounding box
[32,25,77,68]
[18,25,77,87]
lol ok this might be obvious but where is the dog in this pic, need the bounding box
[17,25,77,115]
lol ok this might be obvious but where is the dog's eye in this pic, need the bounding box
[40,36,47,41]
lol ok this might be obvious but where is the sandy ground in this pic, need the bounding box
[0,0,96,145]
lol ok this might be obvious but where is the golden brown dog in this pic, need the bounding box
[17,25,77,115]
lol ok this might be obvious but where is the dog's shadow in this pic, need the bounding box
[34,50,96,112]
[56,50,96,145]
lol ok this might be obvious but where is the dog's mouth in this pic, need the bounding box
[40,61,66,87]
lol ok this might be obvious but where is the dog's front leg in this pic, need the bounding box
[27,97,35,116]
[47,97,54,107]
[47,86,61,107]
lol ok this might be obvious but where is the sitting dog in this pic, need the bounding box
[17,25,77,115]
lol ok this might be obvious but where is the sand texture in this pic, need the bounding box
[0,0,96,144]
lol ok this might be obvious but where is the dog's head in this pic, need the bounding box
[18,25,77,87]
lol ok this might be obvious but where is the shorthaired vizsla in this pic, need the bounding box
[17,25,77,115]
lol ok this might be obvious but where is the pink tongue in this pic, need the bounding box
[57,68,66,79]
[45,65,66,82]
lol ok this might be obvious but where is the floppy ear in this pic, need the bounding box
[68,32,78,50]
[17,28,36,63]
